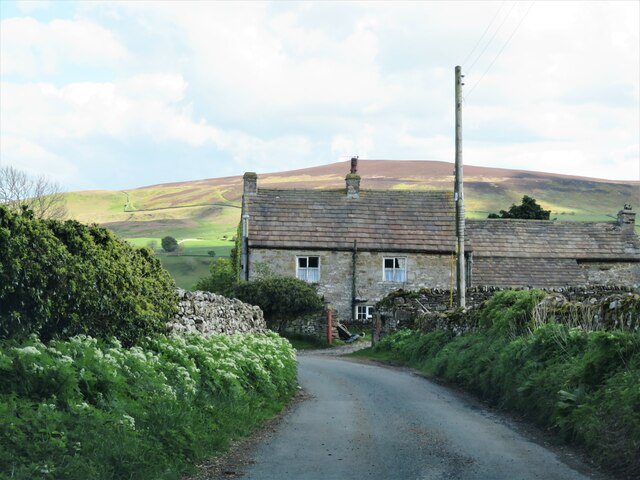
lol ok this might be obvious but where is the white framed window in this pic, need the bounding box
[296,256,320,283]
[383,257,406,282]
[356,305,374,321]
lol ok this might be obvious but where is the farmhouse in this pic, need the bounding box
[240,160,640,323]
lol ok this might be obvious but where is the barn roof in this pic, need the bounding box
[466,219,640,261]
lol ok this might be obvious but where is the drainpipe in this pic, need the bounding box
[241,214,250,281]
[351,240,358,321]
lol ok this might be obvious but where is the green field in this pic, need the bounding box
[154,245,233,290]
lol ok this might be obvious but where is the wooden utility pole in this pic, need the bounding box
[454,66,466,308]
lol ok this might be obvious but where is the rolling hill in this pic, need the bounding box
[63,160,640,288]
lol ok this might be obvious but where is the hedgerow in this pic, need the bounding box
[368,290,640,479]
[0,332,297,479]
[0,206,177,345]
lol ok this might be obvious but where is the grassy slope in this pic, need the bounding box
[62,160,640,287]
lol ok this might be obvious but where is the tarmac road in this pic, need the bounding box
[238,354,609,480]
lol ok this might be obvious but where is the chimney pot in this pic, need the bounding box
[243,172,258,196]
[617,205,636,234]
[346,161,360,199]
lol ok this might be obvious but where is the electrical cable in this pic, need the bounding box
[461,0,506,67]
[466,1,518,75]
[466,0,535,98]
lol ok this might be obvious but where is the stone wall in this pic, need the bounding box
[249,247,452,324]
[280,309,332,341]
[579,261,640,286]
[373,285,639,341]
[167,289,266,335]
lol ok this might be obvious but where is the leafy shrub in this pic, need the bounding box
[233,276,324,332]
[0,333,297,479]
[478,289,546,336]
[193,257,236,296]
[0,207,177,345]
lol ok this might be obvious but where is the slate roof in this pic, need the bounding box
[466,219,640,287]
[471,257,587,288]
[466,219,640,261]
[247,189,456,252]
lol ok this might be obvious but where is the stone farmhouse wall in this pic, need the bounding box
[167,289,266,336]
[579,261,640,286]
[249,247,451,324]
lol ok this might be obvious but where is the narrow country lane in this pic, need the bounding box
[239,354,607,480]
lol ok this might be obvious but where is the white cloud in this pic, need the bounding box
[0,136,79,184]
[0,1,638,187]
[0,17,127,76]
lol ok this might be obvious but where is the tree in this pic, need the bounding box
[0,165,67,219]
[194,257,236,296]
[233,276,324,332]
[0,206,177,345]
[161,235,178,252]
[488,195,551,220]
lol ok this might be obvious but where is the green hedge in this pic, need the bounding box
[0,207,177,345]
[369,291,640,479]
[0,332,297,479]
[233,276,324,332]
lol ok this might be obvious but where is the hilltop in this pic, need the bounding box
[63,160,639,288]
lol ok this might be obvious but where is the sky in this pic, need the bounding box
[1,0,638,191]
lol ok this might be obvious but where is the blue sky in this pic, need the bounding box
[1,0,638,191]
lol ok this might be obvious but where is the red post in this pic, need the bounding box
[327,309,333,346]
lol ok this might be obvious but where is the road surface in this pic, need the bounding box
[234,353,608,480]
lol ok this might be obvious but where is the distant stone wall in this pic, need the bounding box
[280,309,331,341]
[167,289,266,336]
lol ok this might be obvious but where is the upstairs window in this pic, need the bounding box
[356,305,374,321]
[297,256,320,283]
[383,257,406,282]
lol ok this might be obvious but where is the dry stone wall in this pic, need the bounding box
[167,289,266,336]
[375,285,639,339]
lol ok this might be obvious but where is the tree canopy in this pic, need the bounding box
[161,236,178,252]
[0,206,177,345]
[0,165,67,219]
[488,195,551,220]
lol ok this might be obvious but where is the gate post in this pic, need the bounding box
[327,309,333,346]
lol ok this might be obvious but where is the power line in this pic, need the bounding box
[466,0,535,98]
[466,1,517,75]
[461,1,506,67]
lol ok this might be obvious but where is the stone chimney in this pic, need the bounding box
[617,204,636,234]
[243,172,258,196]
[346,157,360,199]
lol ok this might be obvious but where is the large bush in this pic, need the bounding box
[0,332,296,479]
[0,207,177,345]
[233,276,324,332]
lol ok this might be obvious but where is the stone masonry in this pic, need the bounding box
[249,248,452,324]
[167,289,266,336]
